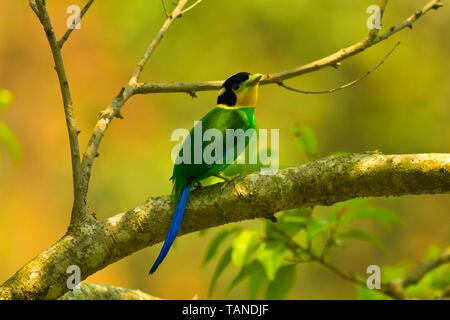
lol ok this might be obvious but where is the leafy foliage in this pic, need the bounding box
[356,245,450,300]
[202,126,448,300]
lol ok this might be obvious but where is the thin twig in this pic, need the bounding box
[369,0,389,40]
[59,0,95,48]
[130,0,190,84]
[133,0,442,95]
[277,41,400,94]
[161,0,170,18]
[382,249,450,299]
[80,0,193,202]
[180,0,203,15]
[31,0,86,225]
[374,0,443,44]
[272,225,401,299]
[29,0,39,16]
[380,0,389,22]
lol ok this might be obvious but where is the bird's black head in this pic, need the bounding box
[217,72,262,107]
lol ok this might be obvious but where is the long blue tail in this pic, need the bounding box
[149,184,192,274]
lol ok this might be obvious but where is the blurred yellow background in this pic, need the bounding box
[0,0,449,299]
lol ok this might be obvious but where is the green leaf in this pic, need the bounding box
[208,247,232,296]
[382,261,412,283]
[202,227,240,267]
[306,219,329,242]
[248,263,268,299]
[343,206,403,231]
[0,89,14,112]
[340,197,364,208]
[337,229,385,250]
[292,126,317,159]
[423,244,441,262]
[0,120,22,164]
[231,230,259,267]
[265,265,296,300]
[355,284,390,300]
[328,205,340,225]
[280,208,311,223]
[426,264,450,291]
[256,242,287,281]
[227,260,261,294]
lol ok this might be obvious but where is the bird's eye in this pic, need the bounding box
[232,84,240,91]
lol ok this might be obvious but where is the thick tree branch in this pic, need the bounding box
[134,0,442,95]
[1,153,448,300]
[30,0,86,225]
[60,283,160,300]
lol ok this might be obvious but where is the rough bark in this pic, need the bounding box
[60,283,160,300]
[0,152,448,300]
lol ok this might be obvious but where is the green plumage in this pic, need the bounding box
[171,106,256,202]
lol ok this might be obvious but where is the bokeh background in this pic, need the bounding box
[0,0,449,299]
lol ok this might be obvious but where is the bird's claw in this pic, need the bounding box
[191,182,202,191]
[218,173,240,191]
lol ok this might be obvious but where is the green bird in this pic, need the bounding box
[150,72,263,274]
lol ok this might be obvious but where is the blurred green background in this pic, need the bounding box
[0,0,448,299]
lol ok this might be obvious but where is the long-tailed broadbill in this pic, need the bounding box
[149,72,263,274]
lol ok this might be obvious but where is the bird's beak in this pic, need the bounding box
[248,73,263,86]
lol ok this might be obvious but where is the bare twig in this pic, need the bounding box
[30,0,86,225]
[134,0,442,95]
[374,0,443,44]
[59,0,95,48]
[29,0,39,16]
[380,0,389,22]
[180,0,203,15]
[277,42,400,94]
[273,225,400,299]
[80,0,193,204]
[369,0,389,40]
[130,0,190,84]
[161,0,170,18]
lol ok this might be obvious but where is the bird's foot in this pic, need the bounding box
[215,173,240,191]
[191,182,202,191]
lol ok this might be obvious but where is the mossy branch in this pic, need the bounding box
[60,283,160,300]
[0,153,448,300]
